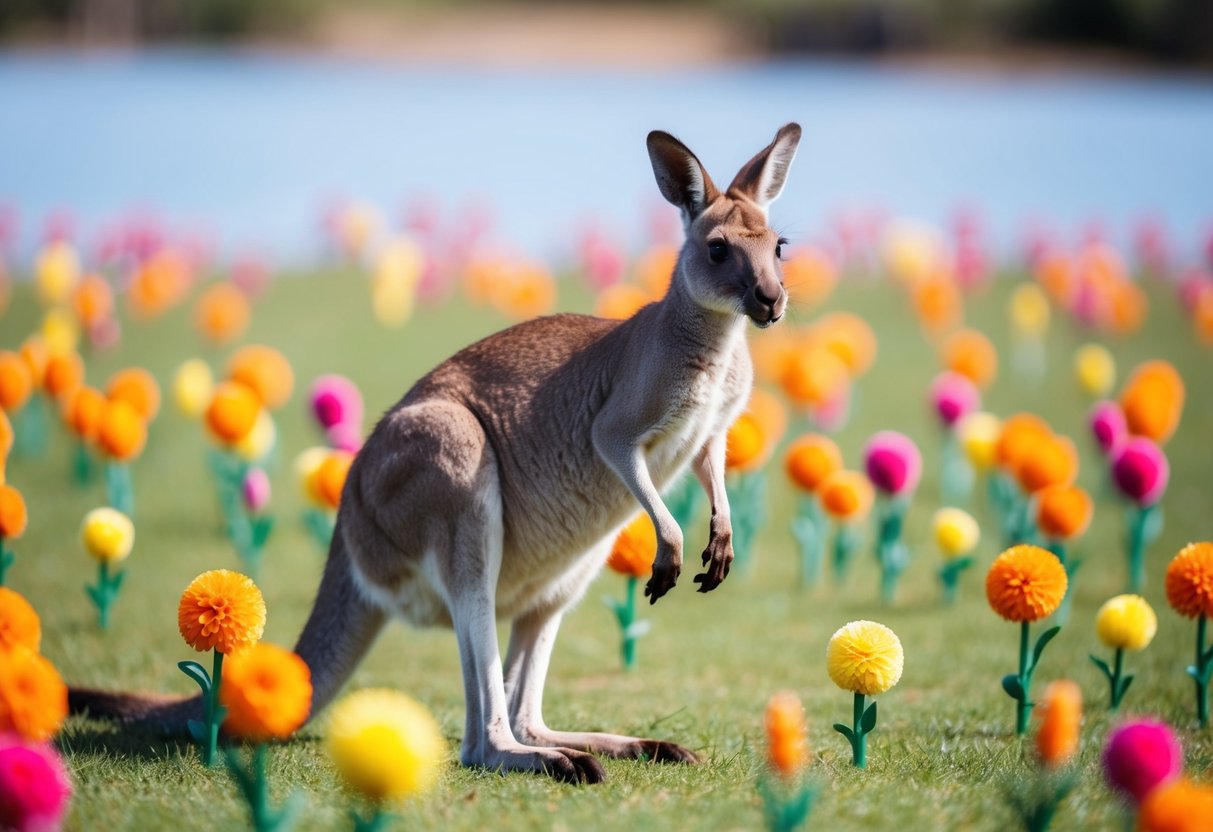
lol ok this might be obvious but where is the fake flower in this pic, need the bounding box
[607,514,656,578]
[1120,360,1184,445]
[0,588,40,655]
[1097,595,1157,652]
[934,508,979,559]
[986,545,1067,623]
[1035,680,1082,768]
[942,328,998,390]
[227,345,294,411]
[1102,720,1183,803]
[80,507,134,564]
[1138,779,1213,832]
[863,431,921,497]
[1073,343,1116,399]
[819,471,873,523]
[1089,401,1128,457]
[174,359,214,419]
[725,412,766,473]
[309,374,364,432]
[326,688,446,803]
[194,282,251,346]
[106,368,161,422]
[0,649,67,741]
[1112,439,1169,507]
[1036,486,1093,541]
[765,691,808,778]
[785,434,842,494]
[0,353,32,413]
[178,569,266,655]
[220,643,313,743]
[0,734,72,831]
[827,620,903,768]
[205,382,262,445]
[95,399,146,462]
[929,371,980,428]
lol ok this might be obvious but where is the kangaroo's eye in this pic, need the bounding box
[707,240,728,264]
[776,237,788,260]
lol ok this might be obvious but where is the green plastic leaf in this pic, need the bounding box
[833,723,855,741]
[1119,675,1135,699]
[1089,655,1113,680]
[110,569,126,592]
[187,719,207,743]
[1186,663,1201,681]
[177,660,211,694]
[1001,674,1025,701]
[1031,626,1062,671]
[861,701,878,734]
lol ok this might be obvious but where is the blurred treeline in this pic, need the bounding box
[2,0,1211,68]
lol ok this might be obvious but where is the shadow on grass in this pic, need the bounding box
[58,720,197,763]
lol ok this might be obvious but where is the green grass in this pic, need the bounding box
[4,266,1212,831]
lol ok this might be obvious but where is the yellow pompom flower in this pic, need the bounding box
[234,409,277,463]
[295,447,330,499]
[174,359,214,418]
[933,507,980,560]
[327,688,446,803]
[1073,343,1116,399]
[80,507,135,564]
[826,620,904,696]
[34,241,80,306]
[956,412,1002,472]
[1096,594,1157,652]
[1009,283,1050,339]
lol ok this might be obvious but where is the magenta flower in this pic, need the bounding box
[326,422,363,454]
[1090,401,1128,457]
[929,371,981,428]
[0,735,72,832]
[241,467,271,514]
[309,375,363,432]
[1102,720,1183,803]
[864,431,922,497]
[1111,438,1170,506]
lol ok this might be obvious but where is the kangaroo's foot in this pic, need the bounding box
[517,727,700,764]
[464,741,607,784]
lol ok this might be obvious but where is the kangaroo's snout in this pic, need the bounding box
[745,279,786,328]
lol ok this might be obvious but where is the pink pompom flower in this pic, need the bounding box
[0,735,73,832]
[929,371,981,428]
[309,375,363,433]
[1090,401,1128,457]
[1103,720,1183,803]
[1111,438,1170,506]
[864,431,922,497]
[326,422,363,454]
[241,467,271,515]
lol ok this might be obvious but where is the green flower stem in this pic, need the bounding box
[937,557,973,605]
[790,497,825,588]
[1197,615,1209,728]
[832,523,861,585]
[875,498,909,605]
[72,440,96,486]
[225,743,304,832]
[757,775,819,832]
[726,471,767,573]
[852,693,867,768]
[940,430,974,506]
[621,576,638,671]
[0,539,12,586]
[206,650,225,766]
[352,806,391,832]
[1017,621,1032,735]
[86,560,126,630]
[1126,504,1160,594]
[1112,648,1125,710]
[104,461,135,517]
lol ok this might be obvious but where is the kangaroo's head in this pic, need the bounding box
[647,123,801,328]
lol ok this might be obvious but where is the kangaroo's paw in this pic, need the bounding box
[644,554,681,604]
[468,744,607,785]
[519,729,700,764]
[693,530,732,593]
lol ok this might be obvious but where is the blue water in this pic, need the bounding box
[1,49,1211,262]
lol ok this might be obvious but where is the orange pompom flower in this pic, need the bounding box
[307,450,354,510]
[1015,433,1079,494]
[0,485,27,540]
[607,513,657,579]
[220,643,313,743]
[781,346,849,408]
[987,545,1068,623]
[725,412,765,473]
[178,569,267,655]
[1120,360,1185,445]
[95,399,146,461]
[1138,779,1213,832]
[813,312,878,377]
[1036,485,1093,541]
[765,691,808,778]
[62,385,106,441]
[1166,543,1213,620]
[194,282,251,346]
[785,434,842,494]
[0,587,40,655]
[819,471,874,524]
[71,273,114,329]
[41,351,83,402]
[0,647,68,742]
[942,328,998,390]
[746,387,788,453]
[0,351,33,413]
[18,338,48,390]
[593,283,650,320]
[996,413,1053,472]
[1035,680,1082,768]
[107,368,161,422]
[205,381,263,445]
[227,345,294,411]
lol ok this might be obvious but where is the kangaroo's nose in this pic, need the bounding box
[754,283,781,308]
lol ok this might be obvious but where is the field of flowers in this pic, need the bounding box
[1,210,1212,830]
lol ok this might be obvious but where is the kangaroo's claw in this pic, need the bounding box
[693,532,732,593]
[644,561,680,604]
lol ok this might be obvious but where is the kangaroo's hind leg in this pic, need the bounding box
[503,604,699,764]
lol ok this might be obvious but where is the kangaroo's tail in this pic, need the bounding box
[70,518,387,733]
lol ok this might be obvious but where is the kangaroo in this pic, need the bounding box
[70,123,800,784]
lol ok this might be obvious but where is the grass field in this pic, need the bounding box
[4,265,1211,831]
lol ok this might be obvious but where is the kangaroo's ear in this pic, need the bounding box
[647,130,720,227]
[727,122,801,212]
